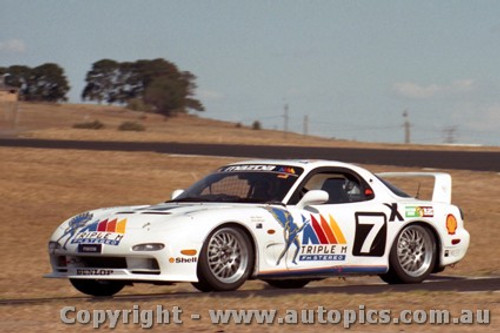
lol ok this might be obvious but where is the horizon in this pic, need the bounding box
[1,0,499,146]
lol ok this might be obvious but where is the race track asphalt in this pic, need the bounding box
[0,276,498,305]
[0,138,499,172]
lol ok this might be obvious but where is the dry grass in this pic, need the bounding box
[0,147,498,331]
[1,102,499,151]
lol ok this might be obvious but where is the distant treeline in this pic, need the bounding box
[0,63,70,102]
[0,58,204,117]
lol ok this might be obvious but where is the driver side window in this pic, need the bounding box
[300,171,373,204]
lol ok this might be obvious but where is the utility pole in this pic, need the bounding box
[13,101,19,128]
[443,126,457,144]
[403,109,411,144]
[1,74,19,129]
[283,103,289,138]
[303,114,309,136]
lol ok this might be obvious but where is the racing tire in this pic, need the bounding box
[380,224,436,284]
[192,226,254,292]
[70,279,125,296]
[264,279,311,289]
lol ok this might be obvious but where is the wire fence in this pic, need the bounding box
[221,111,497,146]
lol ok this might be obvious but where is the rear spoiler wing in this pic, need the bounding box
[376,172,452,204]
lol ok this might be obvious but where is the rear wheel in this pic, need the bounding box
[192,226,253,292]
[380,224,436,284]
[265,279,310,289]
[70,279,125,296]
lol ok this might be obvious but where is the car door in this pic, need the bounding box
[284,168,389,275]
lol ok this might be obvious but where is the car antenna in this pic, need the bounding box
[415,182,421,199]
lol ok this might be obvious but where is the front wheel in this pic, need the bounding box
[70,279,125,296]
[192,226,253,292]
[380,224,436,284]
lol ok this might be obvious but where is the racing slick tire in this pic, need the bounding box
[70,279,125,296]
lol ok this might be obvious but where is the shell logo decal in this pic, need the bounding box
[446,214,458,235]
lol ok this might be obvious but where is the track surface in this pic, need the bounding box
[1,276,498,306]
[0,138,499,171]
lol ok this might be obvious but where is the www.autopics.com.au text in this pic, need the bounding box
[60,304,490,329]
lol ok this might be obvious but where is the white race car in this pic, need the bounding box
[46,160,469,296]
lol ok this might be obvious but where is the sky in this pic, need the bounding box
[1,0,499,146]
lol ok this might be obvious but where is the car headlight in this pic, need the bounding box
[48,241,61,251]
[132,243,165,251]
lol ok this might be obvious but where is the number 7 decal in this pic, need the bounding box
[353,212,387,257]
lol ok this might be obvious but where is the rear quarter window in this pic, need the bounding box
[376,176,412,198]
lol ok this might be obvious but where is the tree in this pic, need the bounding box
[82,58,204,116]
[144,71,205,116]
[180,71,204,112]
[28,63,70,102]
[81,59,120,104]
[2,63,69,102]
[144,76,185,116]
[3,65,31,96]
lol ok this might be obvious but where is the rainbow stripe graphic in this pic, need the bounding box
[302,214,346,245]
[84,218,127,233]
[71,218,127,246]
[278,167,296,174]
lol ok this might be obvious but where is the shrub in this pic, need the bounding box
[252,120,261,130]
[73,120,104,129]
[126,98,152,113]
[118,121,145,131]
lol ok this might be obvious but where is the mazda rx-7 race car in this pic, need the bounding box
[46,160,469,296]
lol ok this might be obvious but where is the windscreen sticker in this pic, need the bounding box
[276,166,296,174]
[221,165,276,172]
[220,165,302,175]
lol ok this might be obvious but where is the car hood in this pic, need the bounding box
[58,202,263,234]
[96,202,246,221]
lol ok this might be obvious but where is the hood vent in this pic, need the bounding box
[140,211,172,215]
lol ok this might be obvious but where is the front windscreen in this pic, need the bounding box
[171,164,303,204]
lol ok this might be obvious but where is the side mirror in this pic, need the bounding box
[296,190,329,210]
[171,189,184,200]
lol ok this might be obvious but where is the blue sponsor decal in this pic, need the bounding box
[56,212,94,250]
